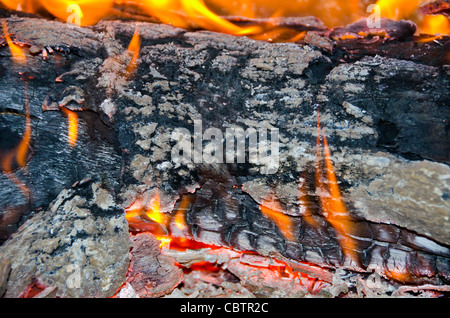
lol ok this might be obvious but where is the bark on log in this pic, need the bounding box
[0,15,449,290]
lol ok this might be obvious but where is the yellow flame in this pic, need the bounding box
[39,0,114,26]
[173,195,190,231]
[143,189,171,225]
[420,15,450,35]
[2,20,26,64]
[61,108,78,147]
[1,0,449,36]
[375,0,421,20]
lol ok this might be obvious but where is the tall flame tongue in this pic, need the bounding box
[315,110,359,267]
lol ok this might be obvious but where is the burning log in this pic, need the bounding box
[0,11,449,298]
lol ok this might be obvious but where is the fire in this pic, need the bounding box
[141,0,260,36]
[259,198,295,242]
[41,0,113,27]
[60,108,78,147]
[2,20,26,64]
[375,0,450,35]
[125,189,174,246]
[1,0,449,36]
[421,15,450,35]
[375,0,420,20]
[314,110,359,265]
[0,72,32,201]
[125,27,140,78]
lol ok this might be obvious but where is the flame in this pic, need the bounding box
[125,189,173,246]
[2,20,26,64]
[1,0,449,36]
[420,15,450,35]
[1,76,31,172]
[40,0,113,26]
[259,198,295,242]
[375,0,421,20]
[60,108,78,147]
[315,110,359,265]
[141,0,260,36]
[1,73,32,201]
[173,195,190,231]
[125,27,141,77]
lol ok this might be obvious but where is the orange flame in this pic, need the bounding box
[40,0,113,27]
[125,27,141,78]
[420,15,450,35]
[141,0,260,36]
[375,0,420,20]
[125,189,173,247]
[60,108,78,147]
[2,20,26,64]
[173,195,190,232]
[259,198,295,242]
[315,110,359,266]
[1,0,449,36]
[1,74,32,201]
[1,76,31,172]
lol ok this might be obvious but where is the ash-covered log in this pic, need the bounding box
[0,15,449,297]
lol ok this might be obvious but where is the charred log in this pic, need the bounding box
[0,16,449,296]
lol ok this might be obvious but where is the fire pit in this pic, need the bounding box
[0,0,449,299]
